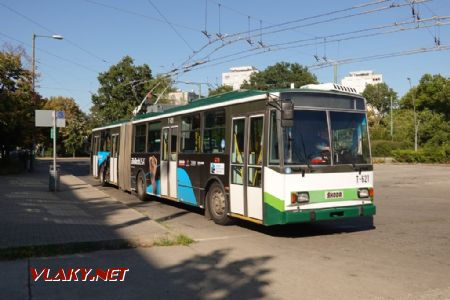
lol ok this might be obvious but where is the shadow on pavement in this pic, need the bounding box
[59,158,375,239]
[28,247,272,299]
[1,159,274,299]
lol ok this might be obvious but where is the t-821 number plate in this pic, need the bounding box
[356,174,370,184]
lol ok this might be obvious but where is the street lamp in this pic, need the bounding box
[32,34,64,93]
[31,34,63,177]
[407,77,418,152]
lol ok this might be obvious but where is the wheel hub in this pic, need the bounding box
[212,190,225,216]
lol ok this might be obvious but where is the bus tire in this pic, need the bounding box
[136,171,149,201]
[207,182,233,225]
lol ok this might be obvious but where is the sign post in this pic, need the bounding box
[35,110,65,191]
[52,110,57,190]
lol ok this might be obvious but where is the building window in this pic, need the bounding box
[181,114,201,153]
[147,122,161,153]
[134,124,146,152]
[203,109,226,153]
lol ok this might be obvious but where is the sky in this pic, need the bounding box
[1,0,449,113]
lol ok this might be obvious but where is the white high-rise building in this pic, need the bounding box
[341,70,383,94]
[222,66,258,90]
[167,90,199,105]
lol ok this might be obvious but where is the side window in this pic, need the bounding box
[147,122,161,153]
[134,124,147,152]
[269,111,279,164]
[170,127,178,161]
[162,128,169,160]
[231,118,245,185]
[92,135,99,153]
[101,131,111,152]
[181,114,200,153]
[203,109,226,153]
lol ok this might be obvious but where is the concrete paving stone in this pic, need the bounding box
[0,161,169,251]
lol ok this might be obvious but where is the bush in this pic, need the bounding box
[392,146,450,163]
[371,140,407,157]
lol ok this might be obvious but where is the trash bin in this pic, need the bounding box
[49,165,60,191]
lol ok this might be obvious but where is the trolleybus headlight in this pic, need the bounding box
[291,192,310,204]
[358,188,369,198]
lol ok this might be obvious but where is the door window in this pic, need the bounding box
[162,128,169,161]
[231,118,245,184]
[170,127,178,161]
[248,116,263,187]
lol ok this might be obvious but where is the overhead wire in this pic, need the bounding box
[177,0,427,71]
[146,0,194,51]
[183,15,450,74]
[0,31,100,73]
[171,19,450,76]
[308,44,450,70]
[83,0,200,32]
[0,2,110,64]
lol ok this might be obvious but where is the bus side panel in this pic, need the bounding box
[130,153,161,193]
[263,167,287,225]
[119,123,132,191]
[176,153,202,206]
[176,153,229,207]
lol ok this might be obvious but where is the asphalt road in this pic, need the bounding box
[57,159,450,299]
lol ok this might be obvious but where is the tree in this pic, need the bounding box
[362,83,398,116]
[42,96,87,156]
[401,74,450,120]
[64,114,88,157]
[240,62,317,90]
[91,56,173,126]
[0,45,38,158]
[208,85,233,96]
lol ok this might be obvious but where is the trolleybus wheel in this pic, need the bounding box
[207,182,232,225]
[136,172,148,201]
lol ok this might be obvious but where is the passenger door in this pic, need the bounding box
[160,126,178,198]
[109,133,119,184]
[229,115,264,220]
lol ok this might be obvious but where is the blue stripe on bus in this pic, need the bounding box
[177,168,197,205]
[97,151,110,166]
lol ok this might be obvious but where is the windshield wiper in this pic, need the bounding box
[299,132,311,170]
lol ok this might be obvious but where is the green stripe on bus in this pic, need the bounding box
[263,192,284,212]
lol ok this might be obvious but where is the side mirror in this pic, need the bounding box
[281,100,294,127]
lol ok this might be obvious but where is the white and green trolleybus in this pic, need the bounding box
[91,83,375,226]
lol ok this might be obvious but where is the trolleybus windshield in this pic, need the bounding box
[280,110,370,166]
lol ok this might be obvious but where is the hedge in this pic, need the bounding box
[392,146,450,163]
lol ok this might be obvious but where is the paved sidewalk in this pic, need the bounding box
[0,161,169,254]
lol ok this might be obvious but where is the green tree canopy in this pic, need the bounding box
[362,83,398,116]
[91,56,156,126]
[208,85,233,96]
[42,96,88,156]
[0,45,38,157]
[401,74,450,120]
[240,62,318,90]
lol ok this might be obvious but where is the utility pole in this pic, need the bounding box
[390,95,393,141]
[407,78,418,151]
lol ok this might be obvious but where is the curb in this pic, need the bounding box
[0,237,167,261]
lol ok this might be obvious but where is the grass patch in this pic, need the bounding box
[153,234,194,247]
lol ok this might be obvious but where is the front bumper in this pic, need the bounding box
[264,203,376,225]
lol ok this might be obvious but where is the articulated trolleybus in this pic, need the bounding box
[91,83,375,226]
